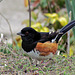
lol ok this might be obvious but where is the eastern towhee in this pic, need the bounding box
[17,20,75,60]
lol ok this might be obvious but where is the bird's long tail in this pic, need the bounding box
[55,20,75,43]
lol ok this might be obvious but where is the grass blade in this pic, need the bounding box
[72,0,75,37]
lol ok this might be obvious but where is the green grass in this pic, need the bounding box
[0,44,75,75]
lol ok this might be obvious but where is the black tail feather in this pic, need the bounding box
[56,20,75,43]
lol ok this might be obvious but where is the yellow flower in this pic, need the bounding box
[62,54,67,57]
[69,48,74,57]
[24,0,31,7]
[13,36,22,48]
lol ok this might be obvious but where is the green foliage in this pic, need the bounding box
[72,0,75,19]
[32,0,65,13]
[44,13,68,30]
[56,0,65,8]
[31,11,38,21]
[38,70,43,73]
[71,0,75,37]
[0,47,10,54]
[40,0,48,8]
[65,0,75,37]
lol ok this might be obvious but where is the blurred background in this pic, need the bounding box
[0,0,28,43]
[0,0,67,43]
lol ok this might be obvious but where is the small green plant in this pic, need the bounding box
[65,0,75,37]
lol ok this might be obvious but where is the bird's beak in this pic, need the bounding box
[17,32,21,35]
[17,32,25,36]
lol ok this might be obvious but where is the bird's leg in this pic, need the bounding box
[31,59,40,66]
[35,60,40,66]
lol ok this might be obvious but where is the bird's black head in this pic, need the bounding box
[17,27,40,44]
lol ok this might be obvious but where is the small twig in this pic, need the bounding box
[67,11,71,55]
[28,0,31,27]
[47,1,52,13]
[0,12,13,42]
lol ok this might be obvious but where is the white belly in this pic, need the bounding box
[27,50,53,60]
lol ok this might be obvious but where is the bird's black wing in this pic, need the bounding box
[36,32,58,43]
[37,20,75,43]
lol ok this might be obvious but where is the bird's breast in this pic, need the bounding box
[27,49,54,60]
[23,41,58,60]
[36,41,58,55]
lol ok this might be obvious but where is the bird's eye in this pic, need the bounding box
[25,31,29,35]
